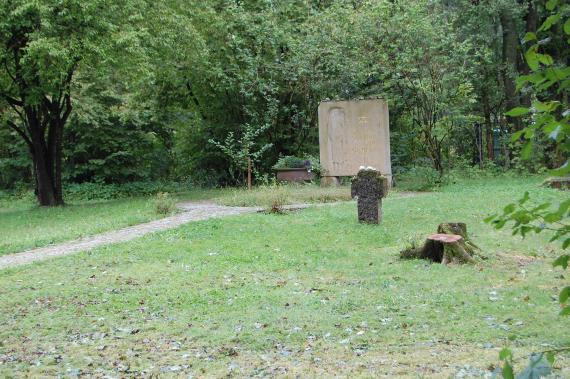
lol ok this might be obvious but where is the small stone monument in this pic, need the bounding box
[351,167,388,224]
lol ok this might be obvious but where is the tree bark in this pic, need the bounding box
[500,9,522,132]
[27,115,65,206]
[400,222,483,264]
[520,0,538,107]
[482,89,495,161]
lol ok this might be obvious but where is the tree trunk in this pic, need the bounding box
[482,90,495,162]
[33,151,60,206]
[29,118,64,206]
[520,0,538,107]
[475,123,484,169]
[500,9,522,132]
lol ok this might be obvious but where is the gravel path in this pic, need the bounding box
[0,193,421,270]
[0,203,260,270]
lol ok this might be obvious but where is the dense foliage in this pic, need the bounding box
[486,1,569,376]
[1,0,568,202]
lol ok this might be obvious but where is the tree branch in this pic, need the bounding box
[0,91,23,107]
[6,120,33,150]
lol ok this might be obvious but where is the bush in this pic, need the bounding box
[64,181,185,201]
[153,192,177,215]
[396,166,442,191]
[266,187,288,214]
[272,154,322,183]
[272,156,309,170]
[445,159,505,184]
[302,154,322,179]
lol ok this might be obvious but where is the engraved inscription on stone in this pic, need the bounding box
[318,99,391,182]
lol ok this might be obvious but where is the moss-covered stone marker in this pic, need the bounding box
[350,167,388,224]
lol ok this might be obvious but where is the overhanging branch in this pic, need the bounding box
[6,120,33,150]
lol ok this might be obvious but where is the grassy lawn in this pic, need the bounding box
[0,177,568,377]
[0,195,183,257]
[0,184,352,257]
[0,188,232,256]
[0,197,162,256]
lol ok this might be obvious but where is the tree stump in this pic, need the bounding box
[400,222,482,265]
[543,177,570,190]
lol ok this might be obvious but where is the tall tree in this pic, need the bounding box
[0,0,148,205]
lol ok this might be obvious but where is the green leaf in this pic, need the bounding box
[512,130,525,141]
[544,212,562,223]
[533,101,560,113]
[530,203,550,212]
[560,305,570,316]
[553,254,569,269]
[524,32,537,42]
[503,362,514,379]
[546,0,558,10]
[494,219,507,229]
[538,14,561,32]
[547,125,561,140]
[557,199,570,216]
[537,54,554,66]
[521,142,532,160]
[500,348,513,361]
[565,19,570,35]
[506,107,530,117]
[503,204,516,214]
[515,353,551,379]
[518,192,530,205]
[516,75,532,91]
[560,286,570,303]
[525,47,539,71]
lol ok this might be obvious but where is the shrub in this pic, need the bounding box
[64,181,185,201]
[268,191,287,214]
[272,156,309,170]
[153,192,177,215]
[302,154,322,179]
[396,166,442,191]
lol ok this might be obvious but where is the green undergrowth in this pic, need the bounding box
[212,184,352,207]
[0,177,568,377]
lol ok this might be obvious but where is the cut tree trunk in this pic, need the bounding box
[400,223,482,265]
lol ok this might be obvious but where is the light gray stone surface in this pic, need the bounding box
[318,98,392,184]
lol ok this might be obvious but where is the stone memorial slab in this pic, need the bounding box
[318,98,391,185]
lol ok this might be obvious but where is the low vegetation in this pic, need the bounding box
[0,177,567,377]
[213,184,352,208]
[153,192,177,215]
[0,183,352,257]
[0,197,160,257]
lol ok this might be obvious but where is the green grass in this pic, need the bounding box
[0,197,164,256]
[0,177,568,377]
[0,188,228,256]
[0,185,350,257]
